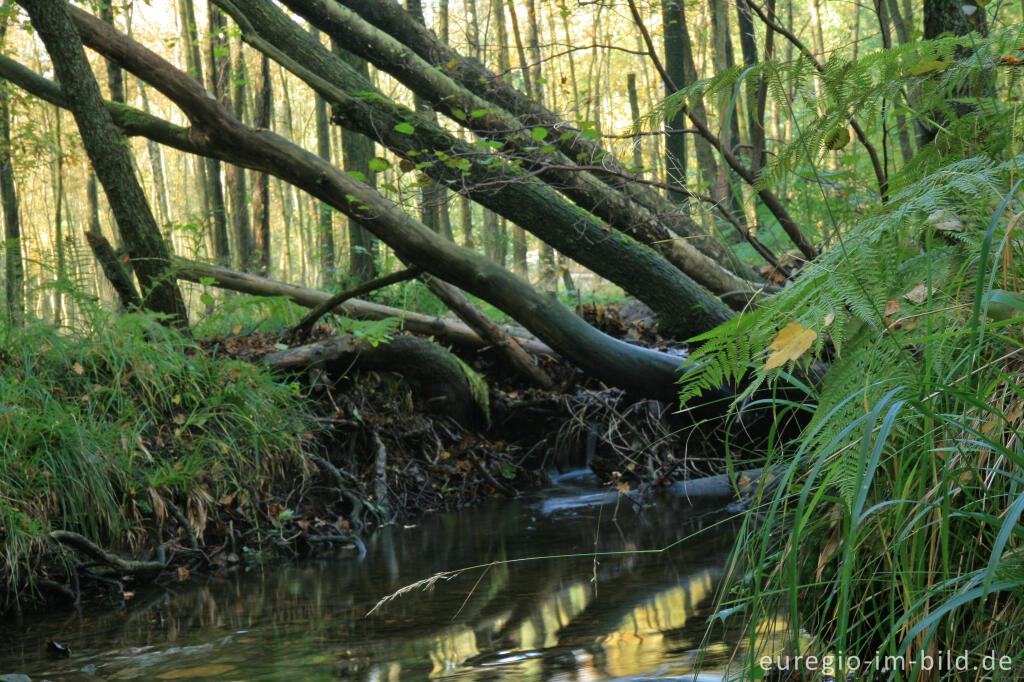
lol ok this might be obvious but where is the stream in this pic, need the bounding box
[0,471,771,681]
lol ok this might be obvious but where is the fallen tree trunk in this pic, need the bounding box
[174,258,555,357]
[264,334,486,426]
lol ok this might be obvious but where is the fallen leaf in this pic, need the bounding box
[616,480,631,494]
[173,413,187,425]
[177,566,190,582]
[72,362,85,375]
[903,283,931,304]
[764,322,817,370]
[823,311,836,326]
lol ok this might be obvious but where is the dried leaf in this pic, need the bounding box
[764,322,817,370]
[903,283,931,304]
[173,413,187,425]
[72,362,85,375]
[177,566,190,582]
[823,311,836,327]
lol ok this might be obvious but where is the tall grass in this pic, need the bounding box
[0,307,314,597]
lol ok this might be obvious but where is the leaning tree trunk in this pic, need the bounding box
[309,0,753,271]
[277,0,756,296]
[15,0,187,324]
[3,9,733,402]
[213,0,741,333]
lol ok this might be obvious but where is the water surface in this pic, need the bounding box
[0,471,757,680]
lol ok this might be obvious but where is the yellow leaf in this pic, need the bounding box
[764,322,817,370]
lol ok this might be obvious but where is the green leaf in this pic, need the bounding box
[451,109,467,120]
[470,109,488,118]
[983,289,1024,321]
[531,126,548,141]
[393,122,415,134]
[348,170,367,182]
[538,144,556,153]
[199,293,215,307]
[199,277,216,287]
[368,157,391,172]
[907,60,950,76]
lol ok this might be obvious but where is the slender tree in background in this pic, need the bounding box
[205,3,230,263]
[312,28,335,286]
[14,0,186,322]
[407,0,450,240]
[177,0,211,232]
[49,108,65,324]
[0,3,22,326]
[228,32,253,270]
[337,45,379,284]
[252,53,272,275]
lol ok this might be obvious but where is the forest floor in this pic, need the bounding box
[2,301,743,616]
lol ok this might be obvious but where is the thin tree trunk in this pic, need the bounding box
[0,8,23,326]
[252,53,272,274]
[51,108,65,325]
[177,0,210,229]
[205,3,230,263]
[137,80,170,227]
[228,33,253,270]
[311,27,335,285]
[336,45,378,283]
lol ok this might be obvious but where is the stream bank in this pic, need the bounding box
[1,304,758,618]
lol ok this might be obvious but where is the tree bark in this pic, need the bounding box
[205,3,230,263]
[335,47,378,283]
[252,53,272,274]
[16,0,186,324]
[85,229,141,310]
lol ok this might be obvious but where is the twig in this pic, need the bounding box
[49,530,166,573]
[289,267,421,341]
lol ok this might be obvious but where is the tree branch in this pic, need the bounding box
[290,267,422,342]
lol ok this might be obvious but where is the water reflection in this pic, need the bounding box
[0,471,755,681]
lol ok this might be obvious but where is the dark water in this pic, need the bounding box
[0,471,761,681]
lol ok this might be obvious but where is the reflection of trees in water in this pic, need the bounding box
[1,492,744,680]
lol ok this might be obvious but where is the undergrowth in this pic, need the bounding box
[670,27,1024,682]
[0,307,314,604]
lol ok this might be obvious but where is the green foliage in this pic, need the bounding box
[673,29,1024,678]
[0,308,315,592]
